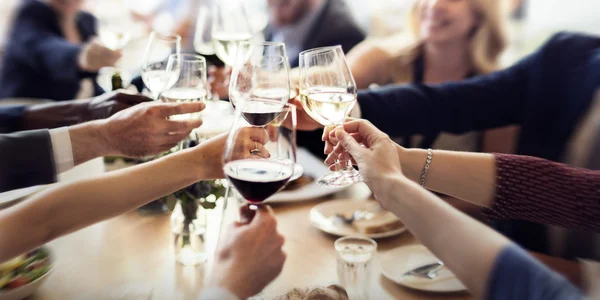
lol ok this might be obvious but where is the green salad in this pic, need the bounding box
[0,248,51,291]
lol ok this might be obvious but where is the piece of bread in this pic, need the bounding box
[275,285,348,300]
[352,211,403,234]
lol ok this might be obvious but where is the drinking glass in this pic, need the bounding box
[335,236,377,300]
[141,32,182,99]
[229,41,290,109]
[223,101,296,207]
[298,45,361,187]
[211,0,254,66]
[98,17,131,51]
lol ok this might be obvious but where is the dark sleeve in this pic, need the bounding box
[356,47,536,136]
[487,244,583,300]
[0,106,26,133]
[482,154,600,232]
[10,2,84,82]
[0,130,57,192]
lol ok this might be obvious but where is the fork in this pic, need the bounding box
[401,261,445,280]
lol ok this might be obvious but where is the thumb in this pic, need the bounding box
[336,130,363,155]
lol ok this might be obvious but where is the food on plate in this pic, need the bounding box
[0,248,51,291]
[283,175,314,191]
[274,285,348,300]
[352,210,404,234]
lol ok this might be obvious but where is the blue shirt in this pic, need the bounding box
[487,244,583,299]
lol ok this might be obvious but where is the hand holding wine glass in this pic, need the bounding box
[223,101,296,205]
[298,45,361,187]
[78,38,121,72]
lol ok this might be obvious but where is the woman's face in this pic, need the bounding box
[49,0,84,17]
[419,0,480,44]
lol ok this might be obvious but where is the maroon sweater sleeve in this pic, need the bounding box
[481,153,600,232]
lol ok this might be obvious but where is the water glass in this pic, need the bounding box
[335,236,377,300]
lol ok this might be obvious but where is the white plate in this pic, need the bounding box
[0,185,47,209]
[0,248,54,300]
[309,199,407,239]
[380,245,466,293]
[266,148,346,203]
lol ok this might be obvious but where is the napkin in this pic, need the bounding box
[396,252,456,285]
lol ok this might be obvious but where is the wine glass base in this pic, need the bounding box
[317,169,362,188]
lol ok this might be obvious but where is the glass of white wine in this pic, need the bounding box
[211,0,254,66]
[161,54,208,149]
[141,32,182,99]
[229,41,290,111]
[299,45,362,187]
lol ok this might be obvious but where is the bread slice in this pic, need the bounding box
[352,211,403,234]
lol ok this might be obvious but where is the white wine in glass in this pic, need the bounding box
[141,32,181,99]
[211,0,254,66]
[299,45,361,187]
[99,30,131,51]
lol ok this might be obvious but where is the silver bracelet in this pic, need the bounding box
[420,148,433,187]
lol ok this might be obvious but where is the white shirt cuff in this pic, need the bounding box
[198,287,239,300]
[49,127,74,174]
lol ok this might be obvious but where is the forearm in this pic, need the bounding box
[397,147,496,207]
[0,147,207,262]
[68,120,111,166]
[22,100,88,130]
[380,175,510,298]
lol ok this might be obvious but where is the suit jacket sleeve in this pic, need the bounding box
[10,2,85,82]
[0,106,26,133]
[356,39,542,136]
[0,130,57,192]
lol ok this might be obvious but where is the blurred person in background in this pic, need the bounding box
[209,0,366,159]
[347,0,512,154]
[0,0,120,101]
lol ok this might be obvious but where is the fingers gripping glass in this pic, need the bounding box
[223,101,297,208]
[298,46,362,187]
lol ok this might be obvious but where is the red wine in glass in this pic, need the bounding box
[224,159,293,203]
[240,99,284,126]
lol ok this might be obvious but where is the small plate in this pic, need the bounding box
[266,148,346,203]
[309,199,407,239]
[0,185,47,209]
[380,244,466,293]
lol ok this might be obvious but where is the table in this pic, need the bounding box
[32,184,471,300]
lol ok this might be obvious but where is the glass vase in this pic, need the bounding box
[171,199,207,266]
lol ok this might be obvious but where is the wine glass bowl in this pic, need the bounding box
[211,0,254,66]
[161,54,208,122]
[298,45,361,187]
[141,32,182,99]
[223,101,297,205]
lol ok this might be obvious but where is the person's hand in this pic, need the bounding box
[78,38,121,72]
[289,98,323,131]
[98,102,205,157]
[187,127,270,179]
[324,120,403,203]
[80,90,152,121]
[207,206,286,299]
[208,66,231,99]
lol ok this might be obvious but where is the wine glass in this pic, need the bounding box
[96,16,132,92]
[161,54,208,149]
[223,101,296,207]
[141,32,182,99]
[211,0,254,66]
[298,45,361,187]
[229,41,290,110]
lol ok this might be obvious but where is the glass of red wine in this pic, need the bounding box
[229,41,290,109]
[223,100,297,207]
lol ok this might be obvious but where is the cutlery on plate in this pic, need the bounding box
[401,261,445,280]
[334,205,383,225]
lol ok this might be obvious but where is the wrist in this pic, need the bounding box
[207,262,252,299]
[69,120,111,164]
[399,148,426,183]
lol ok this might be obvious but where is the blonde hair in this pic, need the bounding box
[390,0,507,83]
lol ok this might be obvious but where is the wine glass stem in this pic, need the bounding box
[334,123,353,173]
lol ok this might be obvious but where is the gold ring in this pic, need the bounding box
[250,141,260,155]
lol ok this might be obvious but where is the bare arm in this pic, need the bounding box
[346,40,393,89]
[0,133,226,263]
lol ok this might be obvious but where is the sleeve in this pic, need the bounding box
[48,127,74,174]
[0,129,57,192]
[356,47,536,137]
[197,287,239,300]
[10,3,85,82]
[481,154,600,232]
[486,244,584,300]
[0,106,27,133]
